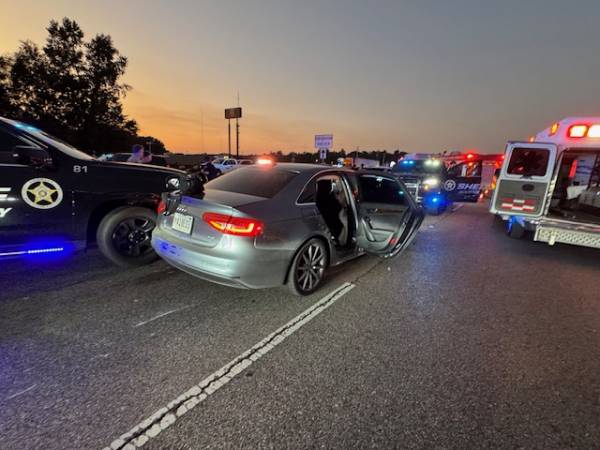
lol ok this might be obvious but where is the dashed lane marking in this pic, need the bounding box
[134,305,193,328]
[106,282,356,449]
[6,384,37,400]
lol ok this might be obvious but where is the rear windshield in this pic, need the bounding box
[507,148,549,177]
[205,167,297,198]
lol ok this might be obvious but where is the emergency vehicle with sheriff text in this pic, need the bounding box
[491,117,600,249]
[0,117,200,265]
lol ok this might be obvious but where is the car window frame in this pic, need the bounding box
[296,170,346,205]
[0,126,44,167]
[356,172,411,206]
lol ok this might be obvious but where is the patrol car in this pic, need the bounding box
[0,117,198,266]
[391,157,482,214]
[491,117,600,249]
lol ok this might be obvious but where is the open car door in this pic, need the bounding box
[491,142,558,217]
[354,173,424,258]
[443,161,483,202]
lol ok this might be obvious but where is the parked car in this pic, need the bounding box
[0,117,201,266]
[212,158,253,174]
[152,163,424,295]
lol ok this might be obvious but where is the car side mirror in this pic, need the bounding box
[13,146,53,168]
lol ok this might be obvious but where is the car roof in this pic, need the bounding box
[268,163,353,174]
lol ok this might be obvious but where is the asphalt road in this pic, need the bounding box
[1,203,600,449]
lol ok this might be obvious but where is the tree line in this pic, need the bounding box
[0,18,165,155]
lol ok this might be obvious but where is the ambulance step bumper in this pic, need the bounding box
[534,225,600,249]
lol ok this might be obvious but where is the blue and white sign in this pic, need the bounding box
[315,134,333,149]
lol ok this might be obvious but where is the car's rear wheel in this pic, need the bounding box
[287,238,328,296]
[97,206,159,267]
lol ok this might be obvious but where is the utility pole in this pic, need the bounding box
[236,118,240,158]
[236,91,240,158]
[227,119,231,158]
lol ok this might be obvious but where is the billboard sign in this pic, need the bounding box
[225,107,242,119]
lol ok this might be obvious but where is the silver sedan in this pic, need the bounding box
[152,163,423,295]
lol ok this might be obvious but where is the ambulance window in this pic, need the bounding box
[507,148,550,177]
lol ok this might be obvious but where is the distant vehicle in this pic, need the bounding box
[152,163,424,295]
[391,158,481,215]
[491,117,600,248]
[100,152,168,167]
[212,158,254,174]
[0,117,201,266]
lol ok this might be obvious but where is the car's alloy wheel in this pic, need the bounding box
[111,216,155,257]
[96,206,159,267]
[288,238,328,296]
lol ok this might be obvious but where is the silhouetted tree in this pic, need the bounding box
[0,18,163,154]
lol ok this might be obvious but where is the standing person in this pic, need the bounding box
[201,157,219,180]
[127,144,152,164]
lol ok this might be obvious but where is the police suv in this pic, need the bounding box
[0,117,195,266]
[491,117,600,248]
[391,158,482,214]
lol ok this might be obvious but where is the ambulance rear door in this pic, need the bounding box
[490,142,557,217]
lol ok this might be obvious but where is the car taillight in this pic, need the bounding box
[157,199,166,214]
[202,212,263,237]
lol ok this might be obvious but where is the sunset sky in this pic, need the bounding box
[2,0,600,154]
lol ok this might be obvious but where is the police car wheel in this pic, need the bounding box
[506,219,525,239]
[97,206,159,267]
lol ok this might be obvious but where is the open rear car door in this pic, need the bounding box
[354,173,424,258]
[491,142,558,218]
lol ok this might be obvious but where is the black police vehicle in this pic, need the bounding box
[0,117,197,266]
[391,158,482,214]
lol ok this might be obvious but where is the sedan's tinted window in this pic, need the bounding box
[359,175,408,205]
[0,129,28,164]
[206,167,297,198]
[507,148,550,177]
[297,178,317,203]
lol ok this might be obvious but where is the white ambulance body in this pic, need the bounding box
[491,117,600,249]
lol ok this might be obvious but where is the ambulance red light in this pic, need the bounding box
[466,153,474,159]
[587,125,600,138]
[568,124,588,138]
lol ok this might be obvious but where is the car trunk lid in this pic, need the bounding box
[160,190,265,248]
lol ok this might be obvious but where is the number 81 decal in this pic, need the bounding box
[73,165,88,174]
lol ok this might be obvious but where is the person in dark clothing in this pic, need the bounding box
[316,179,344,243]
[201,158,220,180]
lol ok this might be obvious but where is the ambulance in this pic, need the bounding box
[491,117,600,249]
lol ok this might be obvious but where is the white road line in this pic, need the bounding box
[6,384,37,400]
[106,282,355,450]
[134,306,193,328]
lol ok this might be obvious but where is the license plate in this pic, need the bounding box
[172,212,194,234]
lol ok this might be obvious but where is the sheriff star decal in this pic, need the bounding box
[21,178,64,209]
